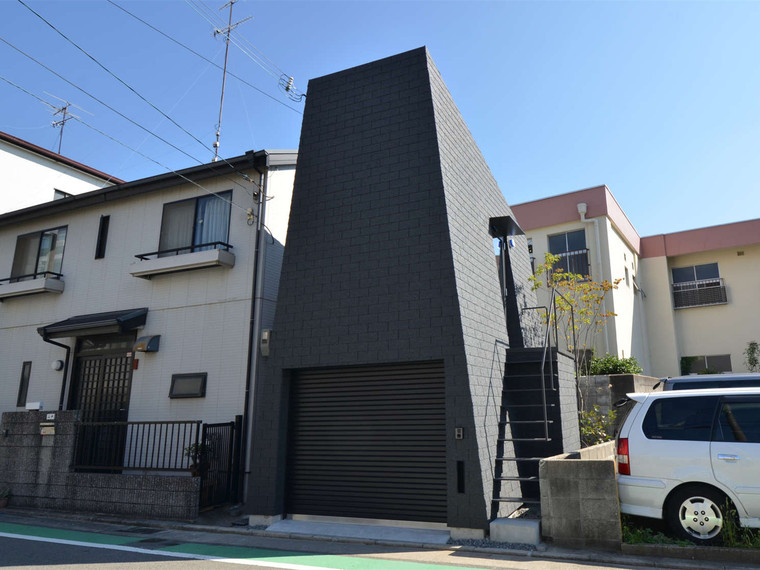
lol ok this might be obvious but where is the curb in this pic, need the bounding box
[1,507,756,569]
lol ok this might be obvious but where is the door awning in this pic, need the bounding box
[37,308,148,339]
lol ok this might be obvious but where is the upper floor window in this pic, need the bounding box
[11,226,67,281]
[547,229,589,277]
[158,192,231,257]
[671,262,727,309]
[672,262,719,284]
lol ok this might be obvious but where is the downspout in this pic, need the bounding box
[632,276,653,374]
[240,157,269,503]
[39,335,71,410]
[577,203,610,355]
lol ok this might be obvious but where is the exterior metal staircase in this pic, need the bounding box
[491,289,577,517]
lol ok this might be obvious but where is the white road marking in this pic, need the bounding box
[0,531,334,569]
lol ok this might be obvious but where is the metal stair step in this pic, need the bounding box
[494,476,538,482]
[498,437,552,442]
[492,498,541,503]
[498,420,554,425]
[495,457,545,461]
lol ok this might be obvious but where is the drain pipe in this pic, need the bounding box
[39,335,71,410]
[577,203,610,355]
[240,158,269,503]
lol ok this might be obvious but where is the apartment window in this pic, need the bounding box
[16,361,31,408]
[680,354,732,375]
[94,215,110,259]
[547,229,589,276]
[672,262,720,284]
[158,192,231,257]
[11,226,67,281]
[671,262,727,309]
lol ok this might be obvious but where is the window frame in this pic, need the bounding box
[11,225,68,281]
[16,361,32,408]
[169,373,208,399]
[158,191,232,257]
[94,215,110,259]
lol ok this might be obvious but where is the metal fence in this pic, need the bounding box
[73,420,201,472]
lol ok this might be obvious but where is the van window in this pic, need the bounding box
[713,400,760,443]
[643,396,719,441]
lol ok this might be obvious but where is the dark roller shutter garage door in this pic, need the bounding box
[286,361,447,523]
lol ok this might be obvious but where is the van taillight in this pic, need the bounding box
[617,438,630,475]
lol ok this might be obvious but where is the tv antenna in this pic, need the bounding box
[212,0,251,162]
[45,93,92,155]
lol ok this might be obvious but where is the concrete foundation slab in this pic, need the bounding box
[266,519,451,545]
[490,518,541,546]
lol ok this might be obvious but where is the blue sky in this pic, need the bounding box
[2,0,759,236]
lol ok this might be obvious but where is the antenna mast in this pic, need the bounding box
[213,0,251,162]
[52,102,71,155]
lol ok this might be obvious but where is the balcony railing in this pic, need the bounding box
[134,241,233,261]
[73,420,201,472]
[672,278,727,309]
[0,270,63,284]
[130,242,235,279]
[550,248,591,279]
[0,271,65,300]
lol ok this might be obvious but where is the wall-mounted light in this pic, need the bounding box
[134,335,160,353]
[51,360,64,371]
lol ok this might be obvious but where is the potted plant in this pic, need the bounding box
[184,443,210,477]
[0,487,10,509]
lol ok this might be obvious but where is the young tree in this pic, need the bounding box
[529,252,621,373]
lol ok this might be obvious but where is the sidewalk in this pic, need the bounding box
[0,506,755,569]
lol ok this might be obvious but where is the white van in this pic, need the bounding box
[616,387,760,543]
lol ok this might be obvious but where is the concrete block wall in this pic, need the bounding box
[0,411,199,520]
[557,353,581,454]
[539,441,621,551]
[578,374,658,436]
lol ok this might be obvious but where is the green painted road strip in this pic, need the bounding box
[0,522,477,570]
[0,522,137,545]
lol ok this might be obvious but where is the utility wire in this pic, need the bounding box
[106,0,301,114]
[17,0,254,192]
[0,73,251,214]
[0,35,256,199]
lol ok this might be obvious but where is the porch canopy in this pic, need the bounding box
[37,308,148,340]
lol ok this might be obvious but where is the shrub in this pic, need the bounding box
[579,405,617,447]
[589,354,643,375]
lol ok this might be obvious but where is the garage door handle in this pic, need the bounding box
[718,454,740,461]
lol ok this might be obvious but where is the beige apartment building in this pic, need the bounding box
[512,185,760,378]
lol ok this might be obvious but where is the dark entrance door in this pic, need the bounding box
[69,334,135,469]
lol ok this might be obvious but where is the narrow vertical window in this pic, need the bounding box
[16,361,31,408]
[95,215,110,259]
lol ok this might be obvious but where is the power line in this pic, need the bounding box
[16,0,255,189]
[0,73,252,214]
[105,0,302,114]
[0,35,255,199]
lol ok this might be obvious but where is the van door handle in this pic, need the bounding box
[718,454,740,461]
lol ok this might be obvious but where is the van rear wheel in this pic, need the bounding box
[666,485,732,545]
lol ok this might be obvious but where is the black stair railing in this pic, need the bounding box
[492,287,578,513]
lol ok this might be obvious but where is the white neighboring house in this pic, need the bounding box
[0,130,121,212]
[512,185,760,378]
[0,147,295,481]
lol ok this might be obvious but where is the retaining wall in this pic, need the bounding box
[0,411,199,520]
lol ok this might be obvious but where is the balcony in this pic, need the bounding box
[0,271,64,301]
[673,278,727,309]
[130,242,235,279]
[551,248,591,278]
